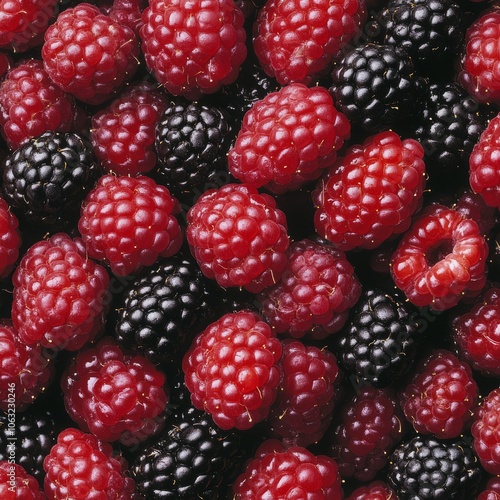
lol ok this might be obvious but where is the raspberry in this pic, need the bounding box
[253,0,365,85]
[454,189,497,236]
[61,337,168,446]
[233,439,343,499]
[0,59,77,150]
[0,198,20,279]
[140,0,247,99]
[390,204,488,310]
[258,238,361,339]
[327,386,405,482]
[78,175,183,277]
[186,183,289,293]
[0,320,53,411]
[43,428,137,499]
[345,480,397,500]
[470,113,500,209]
[266,340,342,447]
[458,9,500,105]
[105,0,146,36]
[399,349,479,439]
[228,83,351,193]
[312,130,426,250]
[479,477,500,500]
[0,0,58,52]
[0,462,44,500]
[91,83,168,177]
[182,310,282,430]
[11,233,109,351]
[42,3,140,105]
[472,387,500,475]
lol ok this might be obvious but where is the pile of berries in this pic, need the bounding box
[2,0,500,498]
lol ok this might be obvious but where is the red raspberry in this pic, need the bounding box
[228,83,351,193]
[43,428,137,499]
[0,320,53,411]
[11,233,110,351]
[312,130,426,250]
[452,287,500,377]
[266,340,342,447]
[186,183,289,293]
[458,9,500,105]
[140,0,247,100]
[90,83,168,176]
[104,0,146,36]
[258,238,361,339]
[0,59,77,150]
[327,386,405,482]
[233,439,342,499]
[0,198,20,278]
[62,337,168,445]
[0,0,58,52]
[454,189,497,236]
[78,175,183,277]
[472,387,500,475]
[42,3,140,105]
[470,113,500,209]
[253,0,365,85]
[345,480,397,500]
[399,349,479,439]
[479,477,500,500]
[182,310,282,430]
[0,462,45,499]
[390,204,488,310]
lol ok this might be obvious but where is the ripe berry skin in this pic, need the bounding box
[182,310,282,430]
[346,480,397,500]
[266,340,342,447]
[253,0,365,86]
[62,338,168,446]
[228,84,351,193]
[11,233,110,351]
[140,0,247,100]
[479,477,500,500]
[0,462,45,500]
[313,130,426,250]
[186,183,289,293]
[258,238,361,339]
[0,59,77,150]
[399,349,479,439]
[43,428,137,499]
[458,9,500,105]
[0,320,53,411]
[78,175,183,277]
[233,439,343,499]
[42,3,140,105]
[470,113,500,209]
[91,83,168,176]
[390,204,488,310]
[0,198,20,279]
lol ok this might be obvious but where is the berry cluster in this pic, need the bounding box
[1,0,500,498]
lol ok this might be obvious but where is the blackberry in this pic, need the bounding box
[1,131,99,230]
[0,407,59,486]
[114,256,215,368]
[131,403,245,499]
[332,288,421,388]
[412,82,494,191]
[388,435,482,499]
[329,43,426,135]
[372,0,465,77]
[154,99,235,204]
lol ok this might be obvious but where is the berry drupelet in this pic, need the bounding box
[346,481,397,500]
[0,198,20,279]
[0,461,45,499]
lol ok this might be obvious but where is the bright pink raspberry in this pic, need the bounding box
[186,183,289,293]
[140,0,247,99]
[12,233,109,351]
[78,175,183,277]
[313,130,426,250]
[182,310,282,430]
[42,3,140,105]
[258,238,361,339]
[253,0,365,85]
[228,83,350,193]
[390,204,488,310]
[61,338,168,445]
[0,462,45,500]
